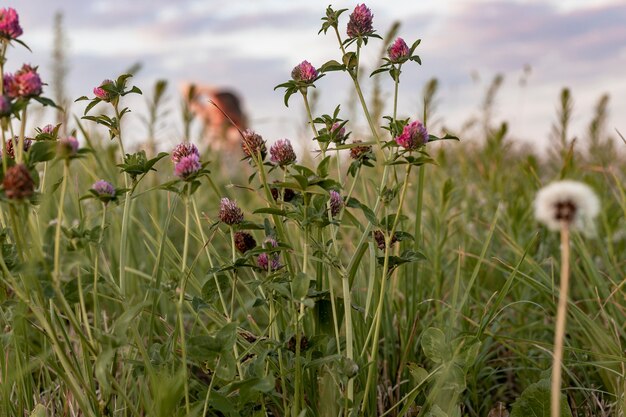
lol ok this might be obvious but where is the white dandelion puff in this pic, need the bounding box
[534,180,600,235]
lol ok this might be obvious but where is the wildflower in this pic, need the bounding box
[291,60,318,84]
[0,8,23,40]
[0,96,10,117]
[171,142,199,163]
[58,136,79,158]
[347,4,374,38]
[4,64,43,99]
[330,122,347,144]
[4,137,32,159]
[349,140,372,160]
[174,154,201,180]
[534,180,600,235]
[3,163,34,199]
[329,190,343,217]
[270,181,296,202]
[234,231,257,254]
[395,120,429,151]
[270,139,297,166]
[388,37,410,63]
[241,129,267,161]
[93,79,114,101]
[219,197,244,225]
[91,180,116,204]
[257,237,282,271]
[373,230,398,250]
[41,124,55,134]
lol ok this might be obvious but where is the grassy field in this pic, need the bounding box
[1,4,625,417]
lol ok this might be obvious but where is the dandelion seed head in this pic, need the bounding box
[534,180,600,235]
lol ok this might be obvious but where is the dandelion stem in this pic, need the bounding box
[551,221,570,417]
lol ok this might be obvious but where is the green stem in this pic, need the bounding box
[181,189,191,273]
[115,104,131,297]
[93,204,107,331]
[53,161,69,287]
[361,164,412,414]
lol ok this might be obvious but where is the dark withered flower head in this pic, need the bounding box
[219,197,244,225]
[234,231,257,254]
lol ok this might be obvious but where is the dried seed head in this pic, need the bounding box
[241,129,267,161]
[234,231,257,254]
[534,180,600,235]
[3,163,34,200]
[349,140,372,160]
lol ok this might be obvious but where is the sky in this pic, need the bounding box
[3,0,626,152]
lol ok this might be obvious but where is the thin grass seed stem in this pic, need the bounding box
[53,162,69,286]
[93,204,107,331]
[551,222,571,417]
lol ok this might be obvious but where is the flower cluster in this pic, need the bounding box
[58,136,79,158]
[329,190,343,217]
[4,64,43,99]
[291,61,318,84]
[347,4,374,38]
[3,137,32,159]
[234,231,257,254]
[0,8,22,40]
[373,230,399,250]
[257,237,282,271]
[3,163,33,199]
[270,139,297,166]
[172,142,202,180]
[91,180,117,204]
[219,198,244,225]
[395,120,429,151]
[388,38,410,63]
[241,129,267,161]
[93,79,114,101]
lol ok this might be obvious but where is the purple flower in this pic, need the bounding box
[41,124,56,134]
[241,129,267,161]
[4,137,32,159]
[270,139,297,166]
[92,180,115,197]
[219,197,244,225]
[171,142,199,163]
[388,38,410,63]
[291,60,318,84]
[330,122,347,144]
[4,64,43,99]
[0,95,10,116]
[93,79,113,101]
[395,120,429,151]
[0,8,23,40]
[329,190,343,217]
[58,136,79,158]
[257,237,281,271]
[347,4,374,38]
[174,153,201,180]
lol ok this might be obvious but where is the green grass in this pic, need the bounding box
[1,5,625,417]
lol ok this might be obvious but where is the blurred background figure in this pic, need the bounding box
[181,83,247,152]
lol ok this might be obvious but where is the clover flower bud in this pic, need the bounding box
[219,197,244,225]
[291,60,318,84]
[270,139,297,166]
[347,4,374,38]
[174,154,201,180]
[395,120,428,151]
[388,37,410,63]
